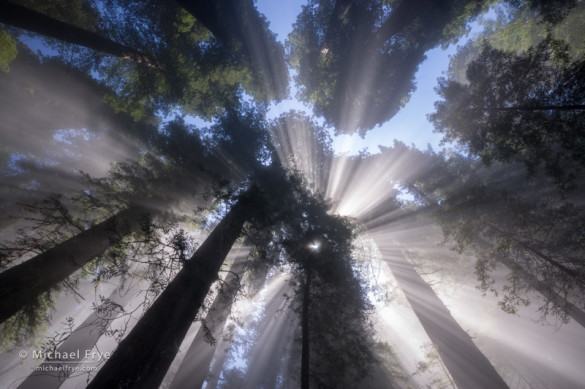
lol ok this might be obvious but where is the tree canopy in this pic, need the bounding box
[287,0,491,135]
[431,37,585,190]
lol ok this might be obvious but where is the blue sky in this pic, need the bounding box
[256,0,484,155]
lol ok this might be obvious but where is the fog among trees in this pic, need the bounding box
[0,0,584,388]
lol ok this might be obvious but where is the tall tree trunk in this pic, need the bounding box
[0,206,145,324]
[376,240,510,389]
[168,247,248,389]
[86,195,255,389]
[0,1,159,68]
[301,266,311,389]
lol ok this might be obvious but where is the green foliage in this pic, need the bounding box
[0,30,17,73]
[505,0,578,24]
[487,1,585,60]
[7,0,284,121]
[175,0,289,101]
[93,0,286,119]
[269,110,334,193]
[448,1,585,86]
[3,0,585,384]
[431,38,585,190]
[405,149,585,324]
[287,0,492,135]
[0,292,55,349]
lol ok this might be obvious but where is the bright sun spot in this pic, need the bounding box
[308,241,321,251]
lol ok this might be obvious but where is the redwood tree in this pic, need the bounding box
[86,189,261,389]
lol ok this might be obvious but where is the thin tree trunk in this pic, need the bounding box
[17,287,135,389]
[504,258,585,327]
[0,206,145,324]
[474,237,585,328]
[0,0,159,68]
[202,342,229,389]
[486,223,585,286]
[86,195,255,389]
[377,240,510,389]
[301,266,311,389]
[168,248,248,389]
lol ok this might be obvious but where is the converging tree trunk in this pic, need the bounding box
[0,206,146,324]
[301,266,312,389]
[168,248,248,389]
[0,1,159,67]
[376,240,510,389]
[86,194,257,389]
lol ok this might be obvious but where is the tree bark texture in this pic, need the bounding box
[0,206,145,324]
[86,196,254,389]
[168,247,248,389]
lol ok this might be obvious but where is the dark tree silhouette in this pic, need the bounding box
[403,149,585,326]
[431,38,585,190]
[168,248,248,389]
[375,241,510,389]
[0,206,147,324]
[0,1,159,67]
[86,189,261,389]
[1,1,584,388]
[280,188,377,388]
